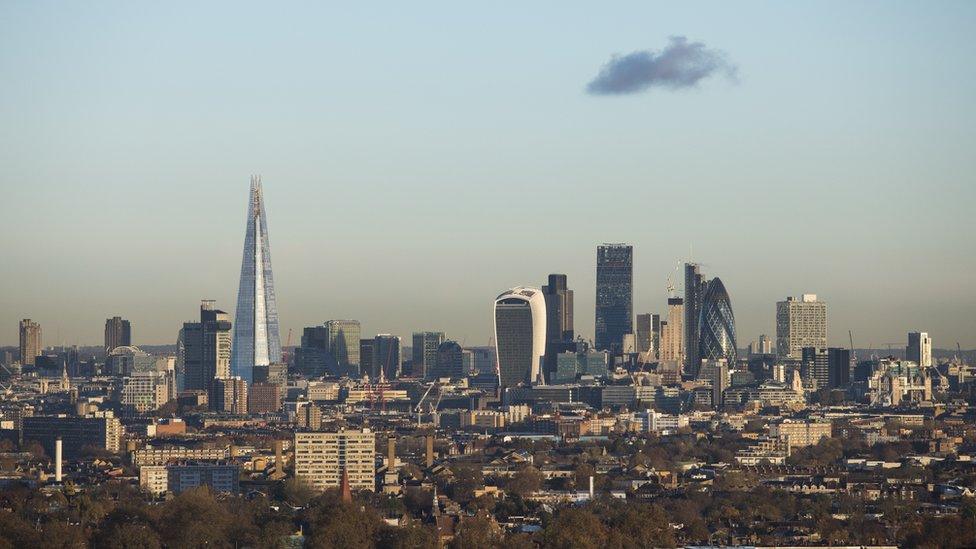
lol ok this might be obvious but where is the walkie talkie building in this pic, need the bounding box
[231,177,282,385]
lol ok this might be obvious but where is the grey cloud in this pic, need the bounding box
[587,36,737,95]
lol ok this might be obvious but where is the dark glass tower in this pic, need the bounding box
[684,263,706,377]
[697,277,737,368]
[542,274,575,383]
[231,177,282,385]
[595,244,633,353]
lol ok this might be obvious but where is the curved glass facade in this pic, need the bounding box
[697,277,737,367]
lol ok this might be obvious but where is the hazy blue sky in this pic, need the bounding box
[1,2,974,350]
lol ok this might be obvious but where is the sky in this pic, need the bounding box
[1,2,974,350]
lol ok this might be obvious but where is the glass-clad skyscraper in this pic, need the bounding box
[595,244,633,353]
[231,177,282,385]
[494,287,547,388]
[697,277,737,368]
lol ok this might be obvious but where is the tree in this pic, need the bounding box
[450,514,505,549]
[606,503,676,548]
[157,487,233,548]
[541,507,608,549]
[303,495,383,549]
[505,466,543,497]
[282,476,316,507]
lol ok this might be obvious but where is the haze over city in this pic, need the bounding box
[1,2,974,349]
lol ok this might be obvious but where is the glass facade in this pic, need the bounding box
[697,277,737,369]
[495,298,535,387]
[595,244,633,352]
[231,177,282,385]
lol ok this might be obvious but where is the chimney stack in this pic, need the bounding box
[387,436,396,469]
[55,438,62,483]
[274,440,284,478]
[425,435,434,468]
[589,475,594,499]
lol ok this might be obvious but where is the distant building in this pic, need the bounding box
[106,346,156,376]
[430,340,463,380]
[121,371,172,413]
[182,300,232,392]
[372,335,401,380]
[542,274,575,381]
[684,263,706,377]
[294,429,375,492]
[210,377,247,414]
[907,332,932,368]
[776,294,827,360]
[167,462,240,495]
[595,244,633,353]
[660,298,684,362]
[22,413,122,459]
[231,177,283,385]
[494,287,547,387]
[412,331,445,379]
[104,316,131,353]
[698,278,737,370]
[297,320,362,376]
[18,319,41,367]
[635,313,656,357]
[248,382,282,413]
[359,338,375,379]
[769,419,832,449]
[802,347,851,390]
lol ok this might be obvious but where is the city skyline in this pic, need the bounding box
[2,3,975,349]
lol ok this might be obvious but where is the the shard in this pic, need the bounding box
[231,176,282,385]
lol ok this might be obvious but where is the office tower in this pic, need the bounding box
[683,263,706,376]
[494,287,547,387]
[412,331,445,379]
[907,332,932,367]
[253,362,286,387]
[105,345,156,376]
[801,347,829,391]
[121,371,171,413]
[776,294,827,360]
[359,339,374,379]
[210,376,248,414]
[231,177,282,385]
[182,300,232,392]
[660,298,684,362]
[18,319,41,366]
[828,348,851,388]
[595,244,633,352]
[711,359,729,408]
[635,313,654,356]
[297,321,362,377]
[698,278,737,370]
[750,334,773,355]
[429,340,464,380]
[326,320,361,373]
[294,429,375,492]
[542,274,576,380]
[372,335,401,380]
[104,316,131,353]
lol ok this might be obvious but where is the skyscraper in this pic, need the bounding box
[907,332,932,367]
[431,340,464,380]
[776,294,827,360]
[635,313,654,357]
[104,316,131,353]
[412,331,445,379]
[183,300,232,392]
[683,263,706,376]
[18,319,41,366]
[542,274,575,382]
[494,287,547,388]
[231,177,282,385]
[595,244,633,353]
[697,278,737,370]
[660,298,684,362]
[372,335,401,381]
